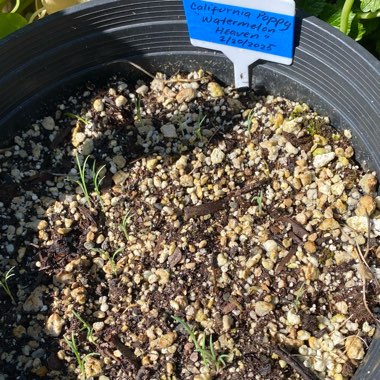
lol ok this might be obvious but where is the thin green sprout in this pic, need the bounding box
[172,316,228,371]
[64,332,98,376]
[246,109,255,132]
[175,114,187,137]
[0,266,16,304]
[92,161,106,204]
[134,96,144,126]
[252,190,264,214]
[194,114,207,140]
[89,247,123,274]
[74,154,91,207]
[109,247,124,274]
[64,112,91,126]
[72,310,95,343]
[294,282,306,310]
[119,209,133,240]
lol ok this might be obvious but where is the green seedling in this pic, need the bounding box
[134,95,144,127]
[294,282,306,310]
[92,161,106,204]
[109,247,124,274]
[65,112,91,126]
[90,247,124,274]
[119,209,133,240]
[0,266,16,304]
[72,310,95,343]
[194,113,207,140]
[73,154,91,207]
[245,109,255,132]
[172,316,229,372]
[174,114,187,137]
[251,190,264,214]
[70,155,106,208]
[64,332,98,377]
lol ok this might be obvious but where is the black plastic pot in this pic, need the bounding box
[0,0,379,378]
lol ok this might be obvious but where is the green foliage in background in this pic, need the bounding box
[0,0,31,39]
[0,0,84,39]
[296,0,380,57]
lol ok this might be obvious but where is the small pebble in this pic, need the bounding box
[210,147,225,165]
[115,95,128,107]
[359,173,377,194]
[254,301,274,317]
[93,99,104,112]
[176,88,196,104]
[45,313,65,337]
[345,336,365,360]
[313,152,336,168]
[41,116,55,131]
[207,82,224,97]
[161,123,177,138]
[136,85,149,96]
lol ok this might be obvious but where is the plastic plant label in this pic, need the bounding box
[183,0,296,88]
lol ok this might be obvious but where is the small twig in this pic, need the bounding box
[279,216,309,239]
[329,314,354,335]
[354,240,380,324]
[355,242,380,288]
[362,274,380,324]
[273,346,321,380]
[0,146,14,153]
[275,245,297,275]
[125,60,155,79]
[164,76,212,84]
[183,179,268,220]
[184,198,228,220]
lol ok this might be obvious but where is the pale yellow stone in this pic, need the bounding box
[359,173,377,194]
[146,157,159,170]
[303,263,319,280]
[309,336,321,350]
[156,268,170,285]
[93,98,104,112]
[194,374,212,380]
[254,301,274,317]
[347,216,369,233]
[304,241,316,254]
[45,313,65,337]
[319,218,340,231]
[355,195,376,216]
[85,356,102,378]
[345,336,365,360]
[335,301,348,314]
[176,88,196,103]
[207,82,224,97]
[13,325,26,338]
[157,332,176,349]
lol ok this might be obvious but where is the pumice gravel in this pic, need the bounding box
[0,70,379,380]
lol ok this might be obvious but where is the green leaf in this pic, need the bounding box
[319,3,356,34]
[295,0,328,16]
[361,0,380,12]
[0,13,27,39]
[350,17,367,40]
